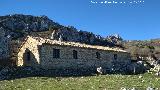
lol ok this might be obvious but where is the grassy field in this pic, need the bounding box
[0,73,160,90]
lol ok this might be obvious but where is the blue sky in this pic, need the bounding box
[0,0,160,40]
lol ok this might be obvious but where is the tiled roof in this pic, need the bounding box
[30,36,127,53]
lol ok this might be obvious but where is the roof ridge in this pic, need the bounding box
[29,35,127,52]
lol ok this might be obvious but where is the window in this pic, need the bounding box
[114,54,117,60]
[27,52,31,61]
[96,52,101,59]
[73,50,78,59]
[53,48,60,58]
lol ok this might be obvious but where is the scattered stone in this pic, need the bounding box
[139,75,143,78]
[120,87,127,90]
[97,67,103,75]
[81,77,84,79]
[141,80,145,82]
[155,72,160,76]
[146,87,155,90]
[131,87,136,90]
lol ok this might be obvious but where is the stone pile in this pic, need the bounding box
[150,65,160,76]
[126,61,150,74]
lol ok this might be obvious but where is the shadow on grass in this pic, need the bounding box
[0,66,98,81]
[0,66,146,81]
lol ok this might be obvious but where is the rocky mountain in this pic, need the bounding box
[0,14,123,46]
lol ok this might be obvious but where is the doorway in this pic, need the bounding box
[23,49,31,66]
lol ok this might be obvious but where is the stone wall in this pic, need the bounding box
[17,37,41,66]
[40,44,130,70]
[17,36,131,72]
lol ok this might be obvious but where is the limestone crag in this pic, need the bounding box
[0,14,60,39]
[50,27,122,47]
[106,34,123,45]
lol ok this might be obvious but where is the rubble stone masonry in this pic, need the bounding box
[17,36,131,71]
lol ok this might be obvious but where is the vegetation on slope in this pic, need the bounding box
[124,39,160,61]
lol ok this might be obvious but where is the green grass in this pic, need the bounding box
[0,73,160,90]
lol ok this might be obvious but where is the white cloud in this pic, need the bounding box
[100,2,104,4]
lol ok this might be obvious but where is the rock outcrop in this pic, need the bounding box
[50,27,122,47]
[0,14,61,39]
[0,27,10,60]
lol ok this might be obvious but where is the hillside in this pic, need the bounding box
[124,39,160,63]
[0,14,122,47]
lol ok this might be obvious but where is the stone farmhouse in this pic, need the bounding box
[17,36,131,71]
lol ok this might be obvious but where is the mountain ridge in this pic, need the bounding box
[0,14,123,47]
